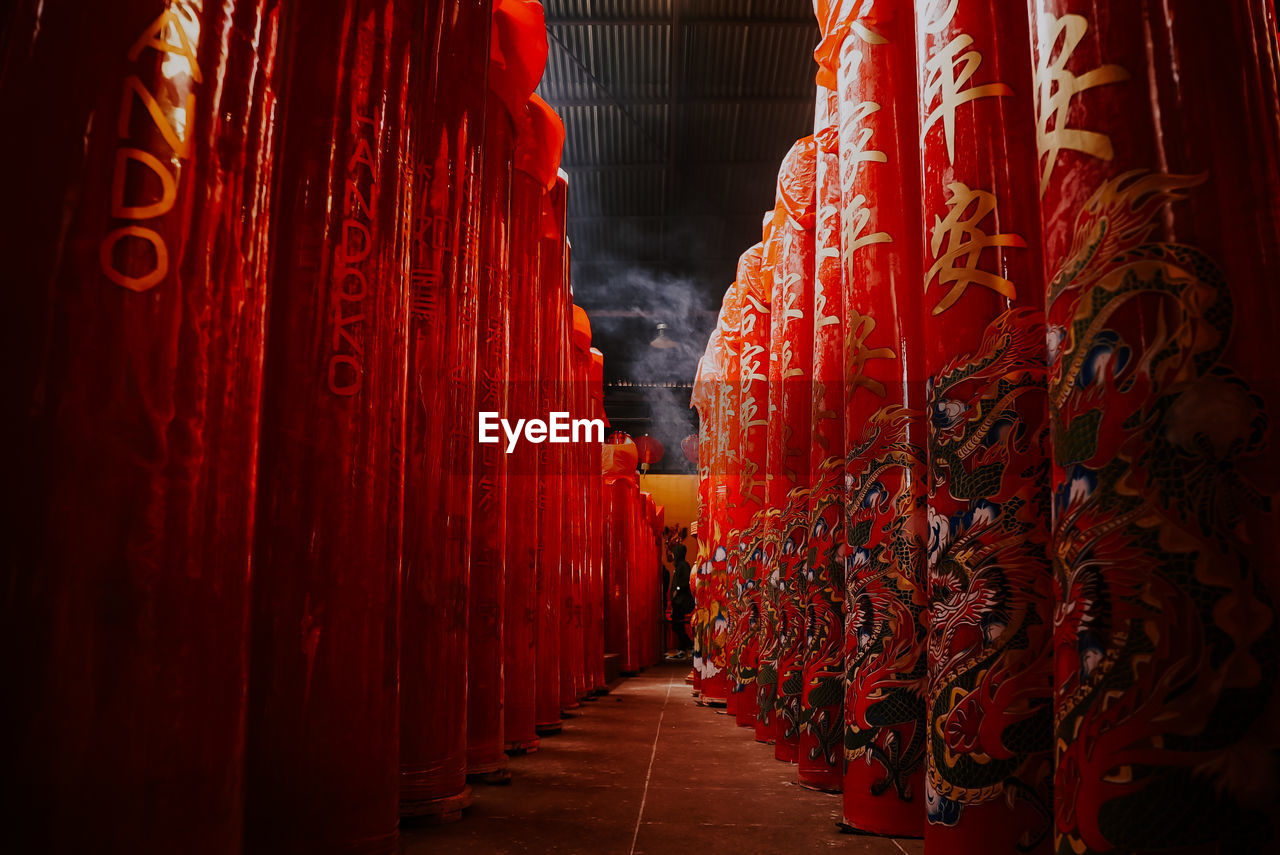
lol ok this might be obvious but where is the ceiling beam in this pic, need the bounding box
[546,17,816,27]
[660,0,681,266]
[548,95,813,107]
[560,159,784,172]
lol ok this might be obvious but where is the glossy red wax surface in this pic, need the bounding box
[5,2,282,851]
[398,0,488,816]
[915,1,1053,850]
[1033,3,1280,852]
[503,167,545,752]
[733,245,770,729]
[466,96,513,776]
[771,137,817,765]
[534,176,567,731]
[831,1,929,835]
[798,87,846,792]
[246,0,412,850]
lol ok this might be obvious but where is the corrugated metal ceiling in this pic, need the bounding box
[537,0,819,387]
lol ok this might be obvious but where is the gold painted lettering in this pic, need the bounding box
[925,182,1026,314]
[1034,13,1128,195]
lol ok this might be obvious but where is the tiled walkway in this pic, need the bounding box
[404,662,924,855]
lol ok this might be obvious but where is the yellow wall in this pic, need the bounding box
[639,473,698,535]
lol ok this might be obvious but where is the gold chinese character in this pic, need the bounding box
[841,99,889,170]
[920,0,959,33]
[842,193,892,258]
[923,34,1013,164]
[926,182,1026,315]
[845,309,895,398]
[1034,13,1129,195]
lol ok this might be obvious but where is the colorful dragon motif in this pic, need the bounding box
[801,456,848,771]
[755,508,783,725]
[843,405,930,804]
[700,521,731,689]
[775,486,813,746]
[730,512,766,703]
[925,306,1055,851]
[1047,170,1277,854]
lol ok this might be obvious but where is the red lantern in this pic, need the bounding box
[680,434,700,465]
[633,434,665,469]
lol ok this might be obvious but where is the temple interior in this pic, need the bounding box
[5,1,1280,854]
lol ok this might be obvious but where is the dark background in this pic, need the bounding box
[537,0,818,472]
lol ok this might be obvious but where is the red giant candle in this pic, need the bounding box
[535,170,569,733]
[915,0,1053,850]
[1030,2,1280,852]
[798,85,845,792]
[466,0,547,782]
[567,305,595,702]
[755,206,788,741]
[587,348,609,693]
[733,244,770,729]
[504,94,565,753]
[823,0,930,836]
[770,137,817,764]
[398,0,489,822]
[5,2,282,851]
[468,95,514,783]
[604,436,640,669]
[692,329,731,702]
[246,0,412,848]
[715,280,747,715]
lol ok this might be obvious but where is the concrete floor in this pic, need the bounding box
[402,662,924,855]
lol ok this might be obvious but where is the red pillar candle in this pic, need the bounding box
[503,93,563,752]
[1029,3,1280,852]
[798,86,846,792]
[823,0,930,836]
[588,347,608,692]
[568,306,594,701]
[560,302,587,710]
[397,0,489,822]
[503,164,544,754]
[603,435,639,670]
[535,171,568,733]
[466,93,513,781]
[467,0,547,779]
[733,244,770,729]
[637,492,657,669]
[5,2,282,851]
[690,349,715,695]
[691,447,708,697]
[771,137,817,764]
[693,330,732,702]
[756,204,786,741]
[247,0,414,847]
[914,0,1054,850]
[604,479,634,667]
[715,280,747,715]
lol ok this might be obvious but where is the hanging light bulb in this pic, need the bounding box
[649,322,679,350]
